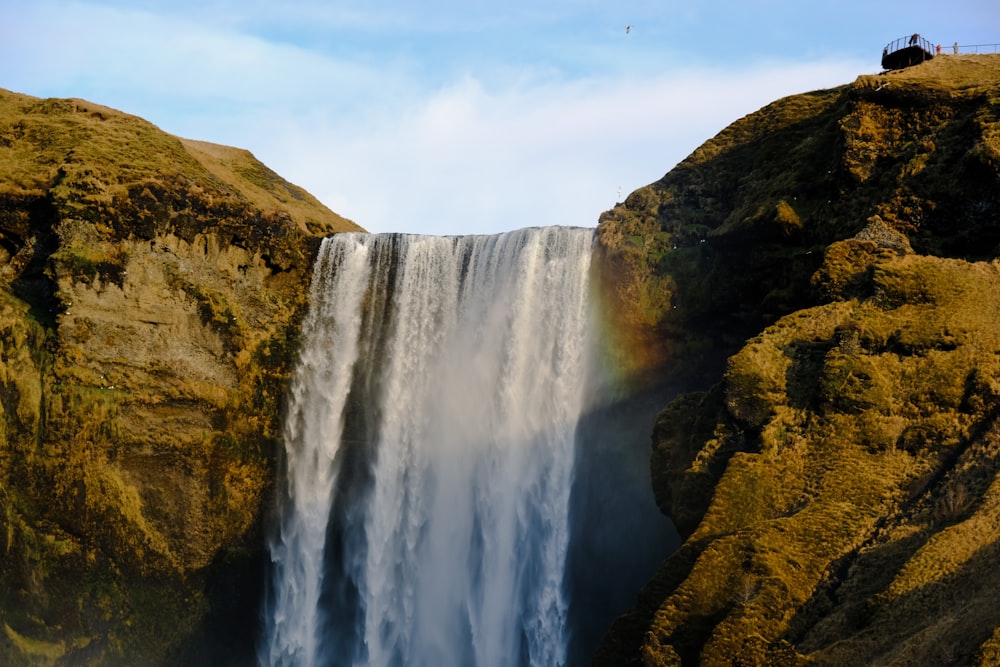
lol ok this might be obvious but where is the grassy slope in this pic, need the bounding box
[0,90,362,236]
[594,55,1000,666]
[0,89,363,666]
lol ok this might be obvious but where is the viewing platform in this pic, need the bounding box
[882,34,935,70]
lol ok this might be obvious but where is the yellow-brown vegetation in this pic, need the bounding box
[596,55,1000,666]
[0,88,362,665]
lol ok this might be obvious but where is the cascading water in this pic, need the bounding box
[260,227,597,667]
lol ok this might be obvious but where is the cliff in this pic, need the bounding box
[0,88,362,666]
[5,52,1000,667]
[594,55,1000,665]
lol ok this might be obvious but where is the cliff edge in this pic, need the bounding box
[595,55,1000,665]
[594,55,1000,666]
[0,89,361,666]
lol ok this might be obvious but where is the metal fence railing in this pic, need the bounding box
[883,34,936,58]
[882,35,935,69]
[883,37,1000,59]
[953,43,1000,54]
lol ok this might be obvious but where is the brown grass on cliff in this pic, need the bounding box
[0,88,365,665]
[0,89,362,237]
[595,55,1000,666]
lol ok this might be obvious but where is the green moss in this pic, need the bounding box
[52,248,127,287]
[0,86,358,665]
[599,56,1000,667]
[724,338,791,427]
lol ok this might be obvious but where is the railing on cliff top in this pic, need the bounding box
[952,43,1000,54]
[881,34,936,70]
[882,37,1000,69]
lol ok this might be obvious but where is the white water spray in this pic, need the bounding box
[261,227,595,667]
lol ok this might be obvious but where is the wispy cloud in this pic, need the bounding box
[259,60,868,235]
[4,0,869,235]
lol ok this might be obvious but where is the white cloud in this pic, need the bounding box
[3,0,401,109]
[3,0,869,236]
[254,59,868,235]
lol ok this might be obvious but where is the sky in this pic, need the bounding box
[2,0,997,236]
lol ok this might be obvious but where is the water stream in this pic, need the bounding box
[260,227,597,667]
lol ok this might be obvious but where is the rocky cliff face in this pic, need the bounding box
[6,52,1000,667]
[0,89,362,666]
[594,55,1000,665]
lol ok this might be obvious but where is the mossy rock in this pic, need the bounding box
[0,88,364,664]
[597,56,1000,666]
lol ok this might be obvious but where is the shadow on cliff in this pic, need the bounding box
[566,382,682,665]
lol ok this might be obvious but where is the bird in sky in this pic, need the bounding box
[626,25,632,34]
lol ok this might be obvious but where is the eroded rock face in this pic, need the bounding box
[0,88,362,665]
[594,56,1000,666]
[48,230,282,574]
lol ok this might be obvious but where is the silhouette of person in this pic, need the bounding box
[910,33,919,46]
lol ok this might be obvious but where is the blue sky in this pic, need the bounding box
[2,0,997,235]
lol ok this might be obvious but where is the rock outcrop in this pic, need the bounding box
[6,52,1000,667]
[594,55,1000,665]
[0,89,362,666]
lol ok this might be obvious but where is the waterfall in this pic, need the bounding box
[260,227,596,667]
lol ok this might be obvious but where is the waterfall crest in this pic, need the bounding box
[261,227,596,667]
